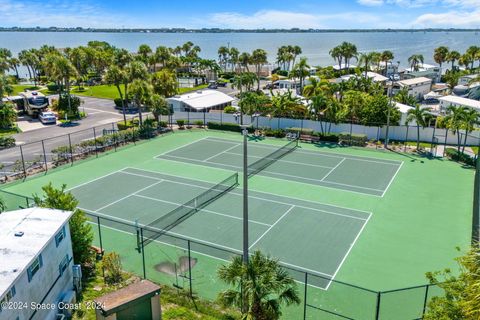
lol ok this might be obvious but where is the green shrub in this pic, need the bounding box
[445,148,476,166]
[312,132,339,142]
[288,127,314,135]
[207,121,254,133]
[47,83,60,92]
[176,119,186,129]
[114,98,130,108]
[263,128,286,138]
[159,121,168,128]
[193,120,204,128]
[0,136,15,149]
[338,133,367,147]
[103,252,123,285]
[223,106,237,114]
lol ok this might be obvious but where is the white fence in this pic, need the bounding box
[172,111,480,147]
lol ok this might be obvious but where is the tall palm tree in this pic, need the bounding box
[129,79,152,126]
[218,250,300,320]
[444,105,467,153]
[251,49,268,91]
[380,50,394,76]
[291,45,302,69]
[358,52,380,78]
[229,47,240,73]
[341,42,358,69]
[137,44,152,66]
[291,57,310,94]
[104,65,128,125]
[408,54,424,71]
[466,46,479,69]
[329,46,343,69]
[149,94,168,122]
[218,46,230,72]
[239,52,251,72]
[406,105,431,150]
[446,51,461,70]
[433,46,449,68]
[461,109,478,153]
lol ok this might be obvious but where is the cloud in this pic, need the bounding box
[0,0,132,28]
[413,9,480,27]
[357,0,384,6]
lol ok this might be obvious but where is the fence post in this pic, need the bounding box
[93,127,98,158]
[203,109,206,126]
[349,121,353,146]
[19,145,27,178]
[422,284,430,317]
[97,216,103,253]
[68,134,74,165]
[188,110,190,126]
[404,125,409,152]
[41,140,48,172]
[220,110,223,125]
[303,272,308,320]
[187,240,193,297]
[375,292,381,320]
[444,130,448,157]
[140,228,146,279]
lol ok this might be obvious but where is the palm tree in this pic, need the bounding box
[291,45,302,69]
[129,79,152,126]
[329,46,343,69]
[394,87,418,106]
[291,57,310,94]
[151,69,178,97]
[137,44,152,66]
[251,49,268,90]
[218,46,230,72]
[229,47,240,73]
[444,105,467,153]
[446,51,461,70]
[104,65,128,125]
[406,105,431,150]
[380,50,394,76]
[408,54,424,71]
[149,94,168,122]
[433,46,449,68]
[154,46,172,71]
[466,46,479,69]
[0,74,13,98]
[218,250,300,320]
[239,52,251,72]
[341,42,358,69]
[461,109,478,153]
[358,52,380,78]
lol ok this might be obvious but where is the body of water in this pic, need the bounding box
[2,31,479,73]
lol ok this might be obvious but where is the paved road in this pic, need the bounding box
[0,96,129,176]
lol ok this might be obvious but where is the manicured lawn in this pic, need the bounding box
[178,84,208,94]
[0,127,20,137]
[10,85,42,95]
[71,85,124,100]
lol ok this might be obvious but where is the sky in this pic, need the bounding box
[1,0,480,29]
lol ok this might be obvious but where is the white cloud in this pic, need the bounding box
[414,9,480,27]
[0,0,132,28]
[357,0,384,6]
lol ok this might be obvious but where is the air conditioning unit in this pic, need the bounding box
[72,265,82,293]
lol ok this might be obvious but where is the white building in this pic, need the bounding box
[395,102,416,125]
[0,208,75,320]
[394,77,432,101]
[458,74,479,86]
[167,90,235,113]
[273,76,320,91]
[402,63,442,83]
[337,72,388,84]
[438,95,480,113]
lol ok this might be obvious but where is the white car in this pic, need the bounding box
[39,111,57,125]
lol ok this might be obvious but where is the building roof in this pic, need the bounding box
[332,64,357,71]
[438,95,480,110]
[94,280,160,315]
[0,208,73,297]
[395,102,414,114]
[167,90,234,111]
[398,77,432,87]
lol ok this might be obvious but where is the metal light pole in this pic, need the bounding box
[240,125,249,265]
[385,74,396,149]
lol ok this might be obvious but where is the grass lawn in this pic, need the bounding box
[0,127,20,137]
[10,85,42,95]
[404,141,434,148]
[178,84,208,94]
[71,85,124,100]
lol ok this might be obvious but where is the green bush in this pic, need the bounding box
[193,120,204,128]
[176,119,186,128]
[47,83,60,92]
[445,148,476,166]
[276,70,289,76]
[207,121,254,133]
[312,132,340,143]
[223,106,237,114]
[288,127,314,135]
[263,128,286,138]
[159,121,168,128]
[338,133,367,147]
[0,136,15,149]
[114,98,130,108]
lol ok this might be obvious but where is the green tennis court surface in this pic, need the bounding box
[71,167,371,289]
[156,136,403,196]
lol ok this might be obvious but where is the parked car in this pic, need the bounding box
[39,111,57,124]
[208,81,218,89]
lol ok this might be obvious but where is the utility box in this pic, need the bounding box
[94,280,161,320]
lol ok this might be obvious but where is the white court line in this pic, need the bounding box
[206,136,403,166]
[203,143,241,162]
[159,153,385,195]
[223,151,334,170]
[94,180,164,212]
[155,137,211,157]
[121,167,373,215]
[320,158,346,182]
[119,170,369,221]
[134,194,272,227]
[381,161,404,197]
[325,211,373,290]
[249,205,295,249]
[67,167,129,191]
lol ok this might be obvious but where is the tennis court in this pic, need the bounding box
[70,167,371,289]
[156,136,403,196]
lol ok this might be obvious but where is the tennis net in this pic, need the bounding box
[141,172,239,247]
[247,139,298,177]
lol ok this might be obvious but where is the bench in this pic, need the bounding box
[300,134,320,144]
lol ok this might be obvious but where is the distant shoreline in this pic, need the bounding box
[0,28,479,33]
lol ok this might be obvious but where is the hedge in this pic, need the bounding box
[338,133,368,147]
[207,122,254,133]
[0,136,15,149]
[445,148,476,166]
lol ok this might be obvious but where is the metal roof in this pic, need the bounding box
[168,90,234,111]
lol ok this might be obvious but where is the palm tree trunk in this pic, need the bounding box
[416,125,420,150]
[117,85,127,125]
[462,130,468,154]
[457,132,462,153]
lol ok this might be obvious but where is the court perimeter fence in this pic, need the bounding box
[1,190,446,320]
[170,110,480,158]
